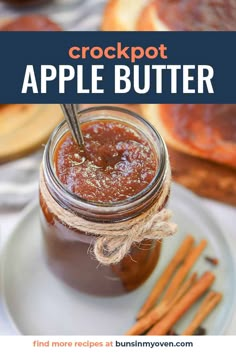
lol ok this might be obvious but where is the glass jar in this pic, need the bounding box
[39,106,170,296]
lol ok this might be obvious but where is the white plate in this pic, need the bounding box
[0,183,235,335]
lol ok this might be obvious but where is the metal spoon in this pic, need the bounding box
[60,104,84,146]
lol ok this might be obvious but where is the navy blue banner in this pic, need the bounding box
[0,31,235,103]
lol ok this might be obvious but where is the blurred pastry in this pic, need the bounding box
[0,14,61,31]
[102,0,236,31]
[102,0,148,31]
[136,0,236,31]
[140,104,236,169]
[1,1,48,6]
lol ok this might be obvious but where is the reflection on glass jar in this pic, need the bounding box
[39,106,171,296]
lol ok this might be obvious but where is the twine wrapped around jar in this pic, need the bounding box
[40,162,177,265]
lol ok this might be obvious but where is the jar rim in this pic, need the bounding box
[43,106,168,216]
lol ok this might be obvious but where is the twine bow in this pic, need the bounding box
[94,208,177,264]
[40,165,177,265]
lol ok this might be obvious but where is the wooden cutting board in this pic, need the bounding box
[168,147,236,206]
[0,104,63,162]
[80,103,236,206]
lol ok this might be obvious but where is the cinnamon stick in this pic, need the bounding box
[167,273,198,309]
[182,291,222,335]
[161,240,207,304]
[137,235,194,319]
[147,271,215,335]
[126,273,197,335]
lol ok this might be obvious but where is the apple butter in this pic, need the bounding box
[54,120,157,203]
[154,0,236,31]
[40,107,170,296]
[159,104,236,168]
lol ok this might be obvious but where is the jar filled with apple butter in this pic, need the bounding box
[39,106,175,296]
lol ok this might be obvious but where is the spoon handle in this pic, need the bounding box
[60,104,84,146]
